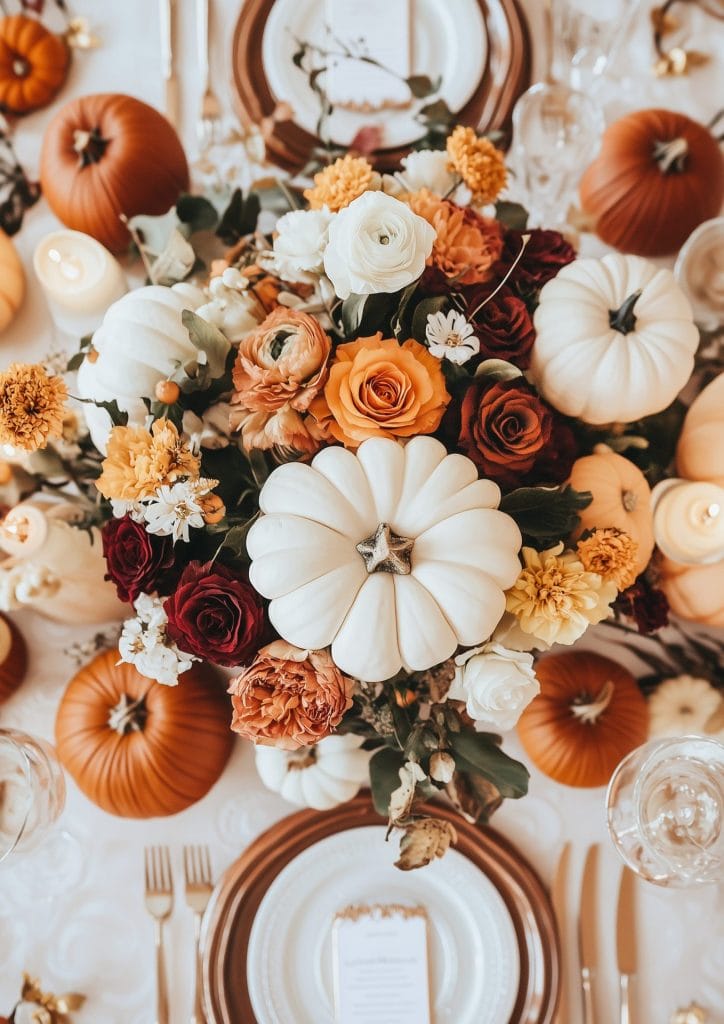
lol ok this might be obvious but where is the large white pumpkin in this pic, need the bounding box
[531,254,698,425]
[77,282,205,452]
[255,734,370,810]
[247,436,522,682]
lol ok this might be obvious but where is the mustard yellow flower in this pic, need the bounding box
[446,126,508,204]
[0,362,68,452]
[577,528,639,591]
[304,154,380,212]
[96,418,200,502]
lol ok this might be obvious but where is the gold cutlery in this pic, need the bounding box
[184,844,214,1024]
[578,844,600,1024]
[197,0,223,150]
[144,845,174,1024]
[551,842,571,1024]
[616,866,637,1024]
[159,0,179,129]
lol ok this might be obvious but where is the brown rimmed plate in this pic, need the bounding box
[231,0,530,171]
[201,793,560,1023]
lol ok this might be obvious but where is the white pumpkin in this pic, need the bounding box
[247,436,522,682]
[531,254,698,425]
[255,734,370,810]
[77,282,206,452]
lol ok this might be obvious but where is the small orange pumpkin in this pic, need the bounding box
[580,109,724,257]
[569,450,655,576]
[518,651,649,788]
[676,373,724,486]
[0,14,69,115]
[658,554,724,627]
[55,650,235,818]
[40,93,189,253]
[0,229,24,333]
[0,612,27,703]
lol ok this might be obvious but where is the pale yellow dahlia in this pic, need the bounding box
[505,542,617,646]
[577,528,639,591]
[96,418,200,502]
[446,126,508,204]
[0,362,68,452]
[304,155,380,212]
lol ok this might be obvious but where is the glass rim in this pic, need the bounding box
[0,728,34,864]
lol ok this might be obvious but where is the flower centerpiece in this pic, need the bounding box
[1,123,709,867]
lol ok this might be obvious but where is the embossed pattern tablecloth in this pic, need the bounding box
[1,2,723,1021]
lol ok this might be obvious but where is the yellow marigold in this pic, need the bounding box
[304,154,380,212]
[506,542,617,647]
[96,418,200,502]
[446,126,508,204]
[577,528,639,591]
[0,362,68,453]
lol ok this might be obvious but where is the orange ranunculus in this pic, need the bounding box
[229,405,322,454]
[309,334,450,448]
[228,641,354,750]
[407,188,503,286]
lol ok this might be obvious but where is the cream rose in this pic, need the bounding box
[270,207,334,283]
[448,643,540,731]
[394,149,459,196]
[323,191,435,299]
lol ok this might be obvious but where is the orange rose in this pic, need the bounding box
[309,334,450,448]
[407,188,503,286]
[229,641,354,750]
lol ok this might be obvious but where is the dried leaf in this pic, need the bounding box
[446,771,503,824]
[395,817,457,871]
[650,6,679,34]
[388,760,426,825]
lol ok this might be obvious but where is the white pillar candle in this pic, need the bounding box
[33,230,127,336]
[652,479,724,565]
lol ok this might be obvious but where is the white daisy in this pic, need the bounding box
[111,498,145,521]
[425,309,479,365]
[142,480,206,543]
[118,593,198,687]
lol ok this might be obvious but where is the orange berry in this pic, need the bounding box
[155,380,180,404]
[394,687,417,708]
[202,494,226,525]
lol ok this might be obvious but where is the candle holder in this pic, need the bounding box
[652,478,724,566]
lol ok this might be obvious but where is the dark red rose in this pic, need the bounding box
[102,516,175,604]
[615,579,670,635]
[464,288,536,369]
[458,376,577,488]
[164,561,265,668]
[499,228,576,294]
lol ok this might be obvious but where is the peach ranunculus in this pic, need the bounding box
[309,334,450,448]
[230,307,332,451]
[228,641,354,750]
[231,406,322,454]
[407,188,503,286]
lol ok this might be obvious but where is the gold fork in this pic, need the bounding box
[196,0,222,151]
[184,844,214,1024]
[144,845,174,1024]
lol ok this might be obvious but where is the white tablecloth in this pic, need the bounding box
[1,1,723,1022]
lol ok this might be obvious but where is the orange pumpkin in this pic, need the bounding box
[518,651,648,788]
[580,109,724,257]
[676,373,724,486]
[658,555,724,628]
[569,450,655,575]
[40,93,189,253]
[0,14,69,114]
[0,229,24,333]
[55,650,235,818]
[0,612,27,703]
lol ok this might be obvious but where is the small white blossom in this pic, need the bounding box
[425,310,479,365]
[196,273,259,342]
[118,593,198,686]
[111,498,145,521]
[265,207,335,283]
[394,149,459,197]
[0,564,61,611]
[142,480,206,543]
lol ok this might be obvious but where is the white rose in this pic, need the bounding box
[271,207,334,283]
[448,643,540,731]
[323,191,435,299]
[394,149,459,196]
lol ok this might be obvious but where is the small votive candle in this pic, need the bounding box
[33,230,127,336]
[652,479,724,565]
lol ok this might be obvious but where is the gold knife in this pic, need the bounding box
[616,867,637,1024]
[551,842,571,1024]
[579,844,600,1024]
[159,0,179,129]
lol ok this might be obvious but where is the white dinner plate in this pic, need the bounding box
[246,825,520,1024]
[261,0,487,149]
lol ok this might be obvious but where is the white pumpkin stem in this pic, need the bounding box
[108,693,148,735]
[570,680,615,724]
[287,748,317,771]
[653,137,689,174]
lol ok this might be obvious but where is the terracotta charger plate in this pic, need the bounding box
[200,793,560,1024]
[231,0,531,171]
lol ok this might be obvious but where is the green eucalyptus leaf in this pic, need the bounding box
[77,398,129,428]
[406,74,441,98]
[340,293,368,337]
[500,484,593,547]
[448,730,529,799]
[182,310,231,381]
[176,194,218,233]
[473,358,523,382]
[66,350,87,372]
[494,201,529,231]
[410,295,448,343]
[217,188,261,245]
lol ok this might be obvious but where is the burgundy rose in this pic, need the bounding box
[499,228,576,294]
[464,288,536,369]
[102,515,175,604]
[615,579,670,635]
[458,376,577,488]
[164,561,265,668]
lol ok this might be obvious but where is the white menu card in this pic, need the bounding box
[333,904,431,1024]
[325,0,412,110]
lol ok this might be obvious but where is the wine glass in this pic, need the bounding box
[0,728,65,863]
[607,736,724,887]
[550,0,642,92]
